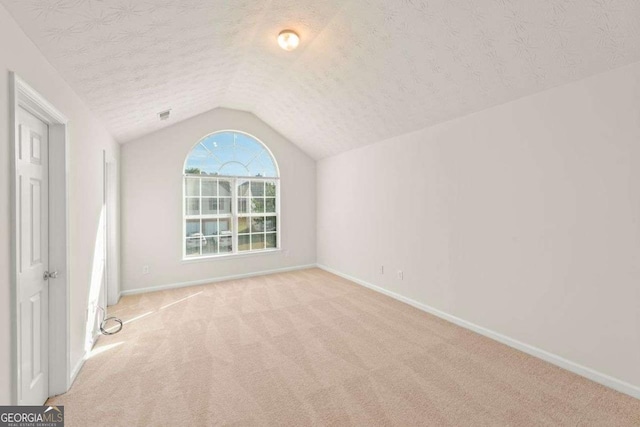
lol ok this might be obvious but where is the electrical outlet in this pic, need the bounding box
[142,265,149,274]
[397,270,403,280]
[380,265,384,275]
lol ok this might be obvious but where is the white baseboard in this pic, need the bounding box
[69,354,85,387]
[68,331,101,390]
[107,292,122,308]
[121,264,317,296]
[317,264,640,400]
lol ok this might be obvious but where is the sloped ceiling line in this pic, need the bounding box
[2,0,639,159]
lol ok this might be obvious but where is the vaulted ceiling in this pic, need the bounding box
[3,0,640,159]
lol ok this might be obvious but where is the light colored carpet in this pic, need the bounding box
[48,268,640,426]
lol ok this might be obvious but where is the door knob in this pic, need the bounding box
[43,271,58,280]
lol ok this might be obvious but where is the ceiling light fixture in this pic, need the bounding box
[277,29,300,51]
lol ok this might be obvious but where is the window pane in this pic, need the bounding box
[203,219,218,235]
[266,233,277,248]
[202,198,217,215]
[252,234,265,250]
[265,216,277,232]
[219,218,231,235]
[202,236,217,255]
[184,139,279,257]
[265,198,276,213]
[238,217,249,233]
[218,197,231,214]
[219,236,232,253]
[185,198,199,215]
[185,178,199,197]
[218,180,231,197]
[265,182,276,197]
[185,132,278,178]
[185,219,200,237]
[251,181,264,196]
[185,133,280,259]
[238,235,250,251]
[252,198,264,213]
[238,198,249,214]
[238,180,250,196]
[185,238,201,256]
[202,179,217,197]
[251,217,264,233]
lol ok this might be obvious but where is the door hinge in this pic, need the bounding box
[43,271,58,280]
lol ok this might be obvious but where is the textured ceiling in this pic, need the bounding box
[3,0,640,159]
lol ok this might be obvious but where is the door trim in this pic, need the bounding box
[9,73,70,403]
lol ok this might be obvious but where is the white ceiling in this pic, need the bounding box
[3,0,640,159]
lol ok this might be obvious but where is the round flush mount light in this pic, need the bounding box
[277,30,300,51]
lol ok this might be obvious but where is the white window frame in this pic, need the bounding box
[182,130,281,261]
[182,175,281,260]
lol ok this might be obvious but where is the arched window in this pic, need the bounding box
[183,131,279,258]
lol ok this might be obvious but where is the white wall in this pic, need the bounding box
[0,4,120,404]
[318,61,640,391]
[121,108,316,292]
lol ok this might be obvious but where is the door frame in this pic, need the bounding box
[9,73,70,403]
[105,157,120,306]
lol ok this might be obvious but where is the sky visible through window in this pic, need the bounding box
[185,131,278,177]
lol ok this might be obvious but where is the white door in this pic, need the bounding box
[17,107,50,405]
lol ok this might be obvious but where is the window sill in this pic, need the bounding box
[181,248,282,263]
